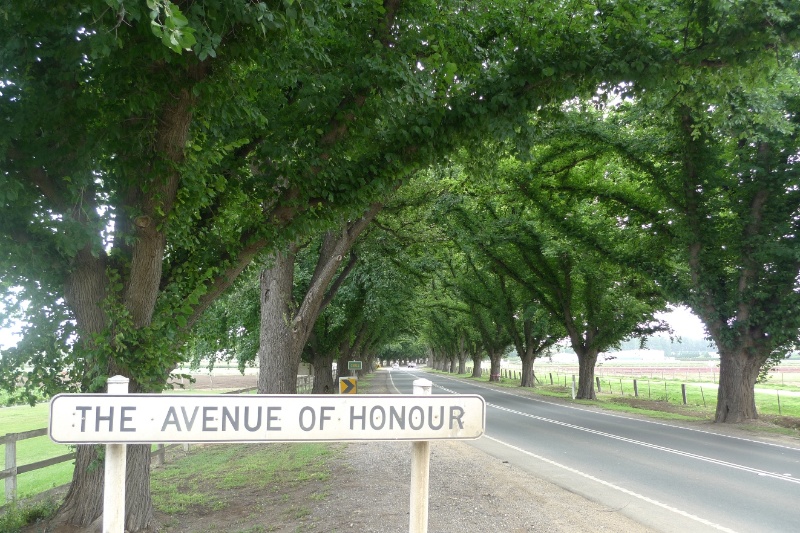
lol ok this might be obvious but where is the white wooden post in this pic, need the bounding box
[104,375,129,533]
[409,378,432,533]
[4,436,16,502]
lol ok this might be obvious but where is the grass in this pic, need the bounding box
[0,386,256,505]
[150,442,336,515]
[0,497,61,533]
[432,368,800,426]
[0,401,75,502]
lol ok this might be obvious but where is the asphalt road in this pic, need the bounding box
[386,368,800,533]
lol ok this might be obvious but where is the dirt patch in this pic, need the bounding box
[151,444,339,533]
[771,415,800,431]
[605,396,709,417]
[166,373,258,392]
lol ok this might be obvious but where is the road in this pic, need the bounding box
[386,368,800,533]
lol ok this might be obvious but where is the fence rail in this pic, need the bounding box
[1,377,316,504]
[464,366,798,415]
[2,428,75,503]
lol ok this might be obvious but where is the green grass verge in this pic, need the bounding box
[0,402,75,502]
[150,443,336,514]
[0,497,61,533]
[426,368,800,425]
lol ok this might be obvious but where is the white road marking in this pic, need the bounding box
[483,435,739,533]
[433,373,800,453]
[433,379,800,483]
[387,370,403,394]
[487,402,800,485]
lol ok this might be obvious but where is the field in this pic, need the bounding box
[0,373,259,506]
[0,402,74,502]
[488,359,800,421]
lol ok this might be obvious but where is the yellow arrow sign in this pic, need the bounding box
[339,377,357,394]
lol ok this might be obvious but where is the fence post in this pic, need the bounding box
[104,375,129,533]
[571,375,576,399]
[633,379,639,398]
[409,378,432,533]
[595,377,602,393]
[549,373,553,385]
[4,436,16,502]
[681,383,687,405]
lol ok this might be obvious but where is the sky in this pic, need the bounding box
[655,305,707,339]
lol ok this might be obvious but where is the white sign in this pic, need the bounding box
[49,393,485,444]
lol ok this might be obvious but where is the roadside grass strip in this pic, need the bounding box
[429,369,800,421]
[151,443,337,514]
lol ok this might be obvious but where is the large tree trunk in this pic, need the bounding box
[122,445,155,530]
[55,445,104,528]
[448,354,457,373]
[57,249,109,527]
[58,250,160,531]
[488,349,502,382]
[259,249,303,394]
[258,207,380,394]
[576,349,599,399]
[312,352,336,394]
[56,87,195,531]
[456,337,467,374]
[715,346,765,423]
[471,353,482,377]
[520,354,536,387]
[336,342,349,381]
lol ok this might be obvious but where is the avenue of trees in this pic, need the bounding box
[1,1,799,530]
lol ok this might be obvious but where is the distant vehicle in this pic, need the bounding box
[407,362,416,368]
[392,363,399,369]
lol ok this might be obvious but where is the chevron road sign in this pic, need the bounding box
[339,377,357,394]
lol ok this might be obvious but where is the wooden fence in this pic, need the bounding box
[1,428,75,503]
[1,376,315,504]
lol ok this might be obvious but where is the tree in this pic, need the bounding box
[258,204,381,393]
[521,37,800,420]
[576,81,799,421]
[0,1,447,527]
[4,1,792,527]
[436,167,668,398]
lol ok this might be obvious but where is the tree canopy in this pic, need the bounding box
[2,0,799,529]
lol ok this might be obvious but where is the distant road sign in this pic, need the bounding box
[339,377,357,394]
[49,394,485,444]
[347,361,362,370]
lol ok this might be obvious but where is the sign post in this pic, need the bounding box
[104,375,128,533]
[409,379,432,533]
[347,360,362,379]
[50,387,486,533]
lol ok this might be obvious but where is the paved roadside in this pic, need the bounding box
[304,370,654,532]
